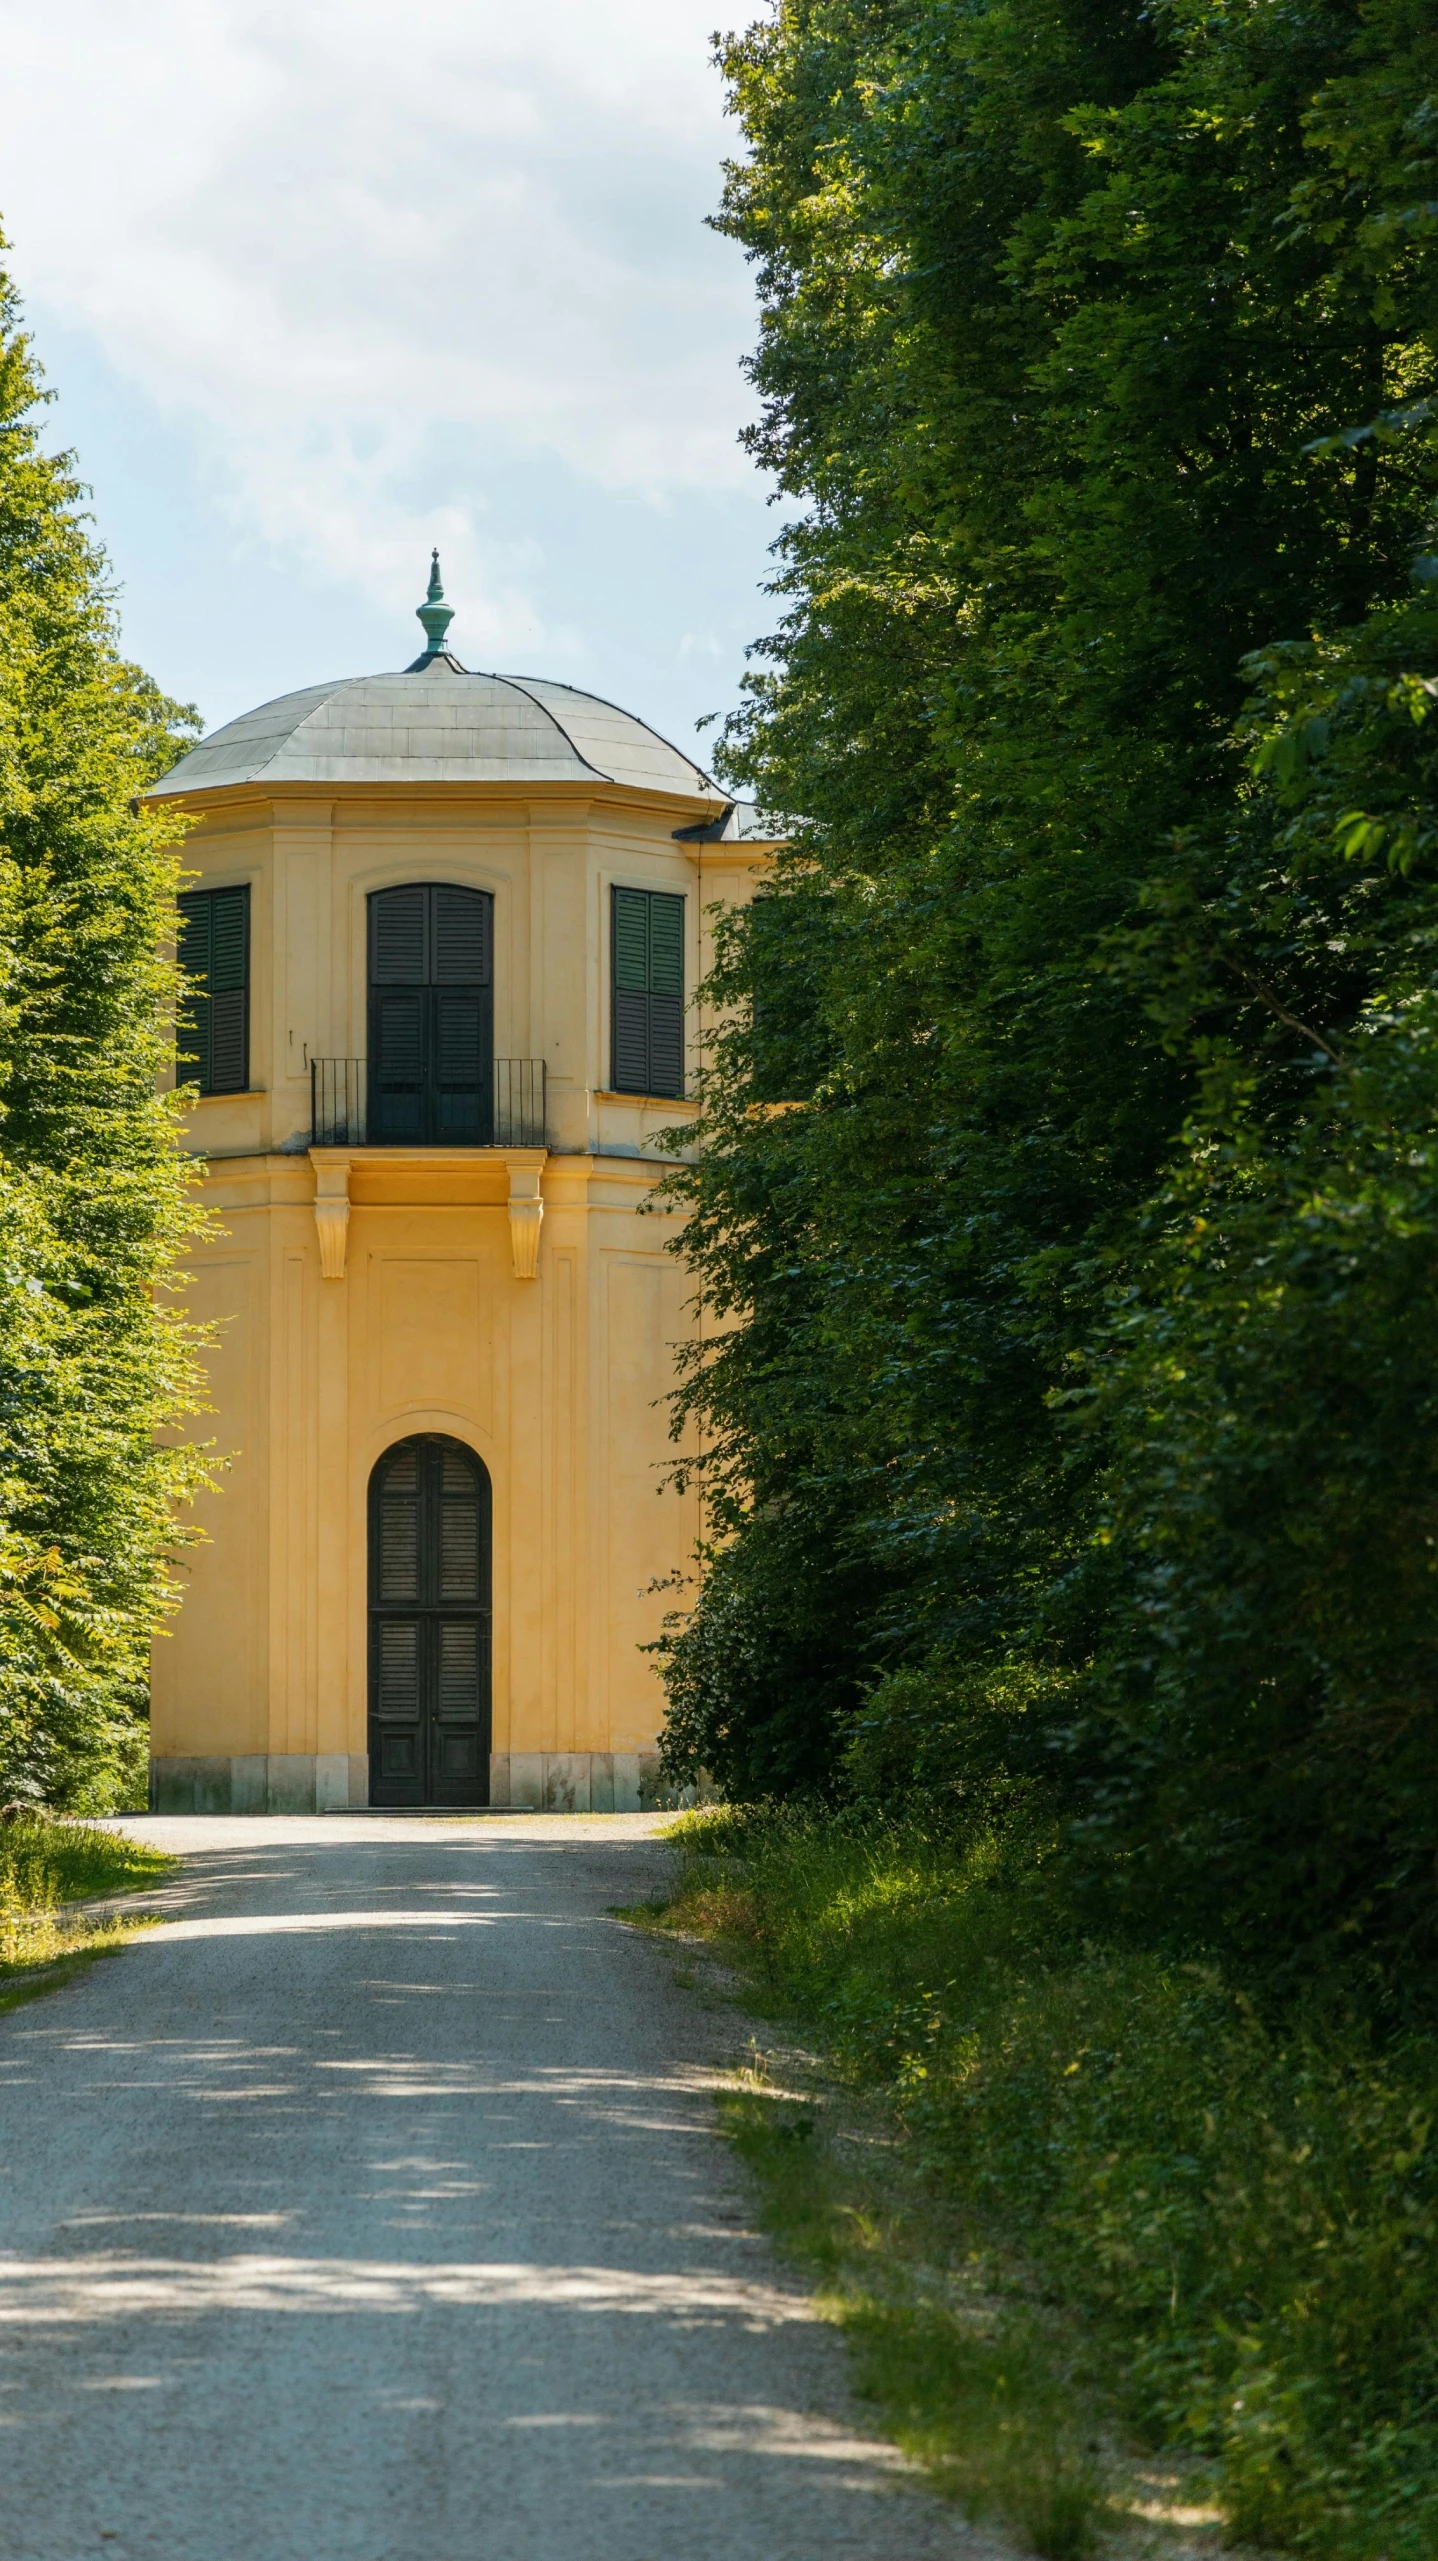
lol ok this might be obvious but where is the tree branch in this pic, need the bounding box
[1215,952,1343,1062]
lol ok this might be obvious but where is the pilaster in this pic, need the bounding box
[272,801,335,1152]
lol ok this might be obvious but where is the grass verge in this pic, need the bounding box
[0,1810,176,2010]
[715,2049,1128,2559]
[642,1805,1438,2560]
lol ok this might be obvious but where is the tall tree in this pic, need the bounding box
[661,0,1438,1978]
[0,247,208,1808]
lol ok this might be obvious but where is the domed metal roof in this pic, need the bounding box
[148,663,723,802]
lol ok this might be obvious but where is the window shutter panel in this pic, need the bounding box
[371,994,426,1141]
[373,993,424,1082]
[209,992,247,1094]
[433,990,489,1141]
[646,891,684,1097]
[432,886,491,985]
[177,885,249,1094]
[370,886,428,983]
[176,893,212,1090]
[647,893,684,996]
[435,993,483,1082]
[210,887,249,992]
[209,888,249,1092]
[610,887,684,1096]
[177,892,211,984]
[612,992,651,1094]
[379,1497,420,1603]
[648,995,684,1097]
[439,1499,480,1603]
[376,1622,421,1717]
[370,888,428,1140]
[613,888,650,993]
[378,1443,421,1607]
[436,1622,482,1719]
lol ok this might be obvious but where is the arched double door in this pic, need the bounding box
[368,1436,492,1807]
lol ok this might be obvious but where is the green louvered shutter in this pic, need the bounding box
[176,895,211,1090]
[611,886,685,1097]
[177,885,250,1095]
[368,883,493,1143]
[369,885,429,1142]
[431,885,492,1142]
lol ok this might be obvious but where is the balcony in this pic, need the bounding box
[310,1057,547,1151]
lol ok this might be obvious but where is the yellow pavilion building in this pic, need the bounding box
[147,561,775,1814]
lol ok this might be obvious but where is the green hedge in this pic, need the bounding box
[676,1805,1438,2555]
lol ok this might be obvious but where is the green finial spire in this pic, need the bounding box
[414,548,455,658]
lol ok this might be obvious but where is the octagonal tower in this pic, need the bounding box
[149,563,777,1813]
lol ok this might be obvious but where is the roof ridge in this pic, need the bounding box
[492,671,718,794]
[239,674,363,780]
[478,672,608,782]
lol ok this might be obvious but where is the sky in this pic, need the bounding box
[0,0,779,765]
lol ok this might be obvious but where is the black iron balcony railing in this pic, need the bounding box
[494,1058,547,1148]
[310,1058,547,1150]
[311,1057,366,1148]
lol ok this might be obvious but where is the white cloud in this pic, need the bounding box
[0,0,758,632]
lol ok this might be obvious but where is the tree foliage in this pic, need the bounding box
[0,250,208,1808]
[659,0,1438,1990]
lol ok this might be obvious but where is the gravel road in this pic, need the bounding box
[0,1815,998,2561]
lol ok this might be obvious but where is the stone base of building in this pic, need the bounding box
[491,1752,670,1812]
[149,1754,371,1814]
[148,1751,686,1815]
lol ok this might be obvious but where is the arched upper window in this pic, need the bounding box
[368,884,493,1144]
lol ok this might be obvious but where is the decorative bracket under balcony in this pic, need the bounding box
[505,1154,545,1281]
[306,1147,546,1283]
[312,1154,351,1281]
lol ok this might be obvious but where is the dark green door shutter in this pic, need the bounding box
[611,887,685,1097]
[209,891,250,1092]
[368,884,493,1143]
[646,892,684,1095]
[177,886,250,1096]
[369,886,428,1141]
[176,896,212,1091]
[368,1436,491,1807]
[612,889,653,1093]
[431,886,491,1141]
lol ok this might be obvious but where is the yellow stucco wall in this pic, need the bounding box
[150,778,767,1812]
